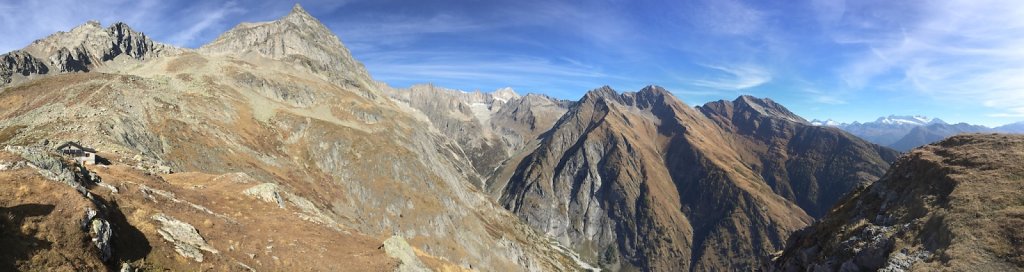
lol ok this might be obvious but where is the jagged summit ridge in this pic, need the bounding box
[0,20,178,87]
[579,84,676,108]
[24,21,175,64]
[200,4,372,89]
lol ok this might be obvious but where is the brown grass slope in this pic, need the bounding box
[775,134,1024,271]
[0,152,107,271]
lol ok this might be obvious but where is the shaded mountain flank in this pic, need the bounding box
[775,134,1024,271]
[698,96,900,217]
[498,86,898,270]
[0,4,589,271]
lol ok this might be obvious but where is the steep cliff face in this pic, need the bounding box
[201,4,373,92]
[500,86,813,271]
[775,134,1024,271]
[0,6,588,272]
[0,50,49,86]
[0,20,177,88]
[24,20,174,62]
[699,96,900,217]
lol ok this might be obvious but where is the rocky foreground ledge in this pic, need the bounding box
[774,134,1024,271]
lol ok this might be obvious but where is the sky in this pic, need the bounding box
[1,0,1023,126]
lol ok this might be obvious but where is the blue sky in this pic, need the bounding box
[1,0,1022,126]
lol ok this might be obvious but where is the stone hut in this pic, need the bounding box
[55,141,98,165]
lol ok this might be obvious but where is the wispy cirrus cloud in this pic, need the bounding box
[688,0,765,36]
[688,63,772,90]
[825,0,1024,121]
[166,1,246,46]
[359,50,613,96]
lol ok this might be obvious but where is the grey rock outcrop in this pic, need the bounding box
[82,208,113,261]
[382,236,431,272]
[0,50,49,85]
[4,145,83,189]
[243,183,286,208]
[152,213,219,262]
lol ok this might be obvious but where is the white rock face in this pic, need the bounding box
[382,236,431,272]
[201,4,372,90]
[152,213,219,262]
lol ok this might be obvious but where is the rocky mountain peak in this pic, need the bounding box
[581,85,618,101]
[1,20,177,87]
[575,85,683,115]
[200,4,372,89]
[290,3,309,15]
[635,84,672,99]
[729,95,807,124]
[638,84,669,95]
[491,87,520,102]
[283,3,321,27]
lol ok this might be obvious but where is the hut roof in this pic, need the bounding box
[55,141,96,153]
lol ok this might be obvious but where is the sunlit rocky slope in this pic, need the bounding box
[0,4,588,271]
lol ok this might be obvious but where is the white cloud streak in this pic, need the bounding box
[691,0,765,36]
[358,50,615,94]
[829,0,1024,119]
[689,63,772,90]
[166,1,246,46]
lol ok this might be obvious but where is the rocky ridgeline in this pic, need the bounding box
[0,21,177,88]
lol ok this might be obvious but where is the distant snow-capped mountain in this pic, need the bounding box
[810,119,841,126]
[811,115,1020,152]
[996,121,1024,133]
[889,122,993,151]
[812,115,947,147]
[872,115,945,126]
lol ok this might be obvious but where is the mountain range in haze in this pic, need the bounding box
[811,115,1022,151]
[1,3,1022,272]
